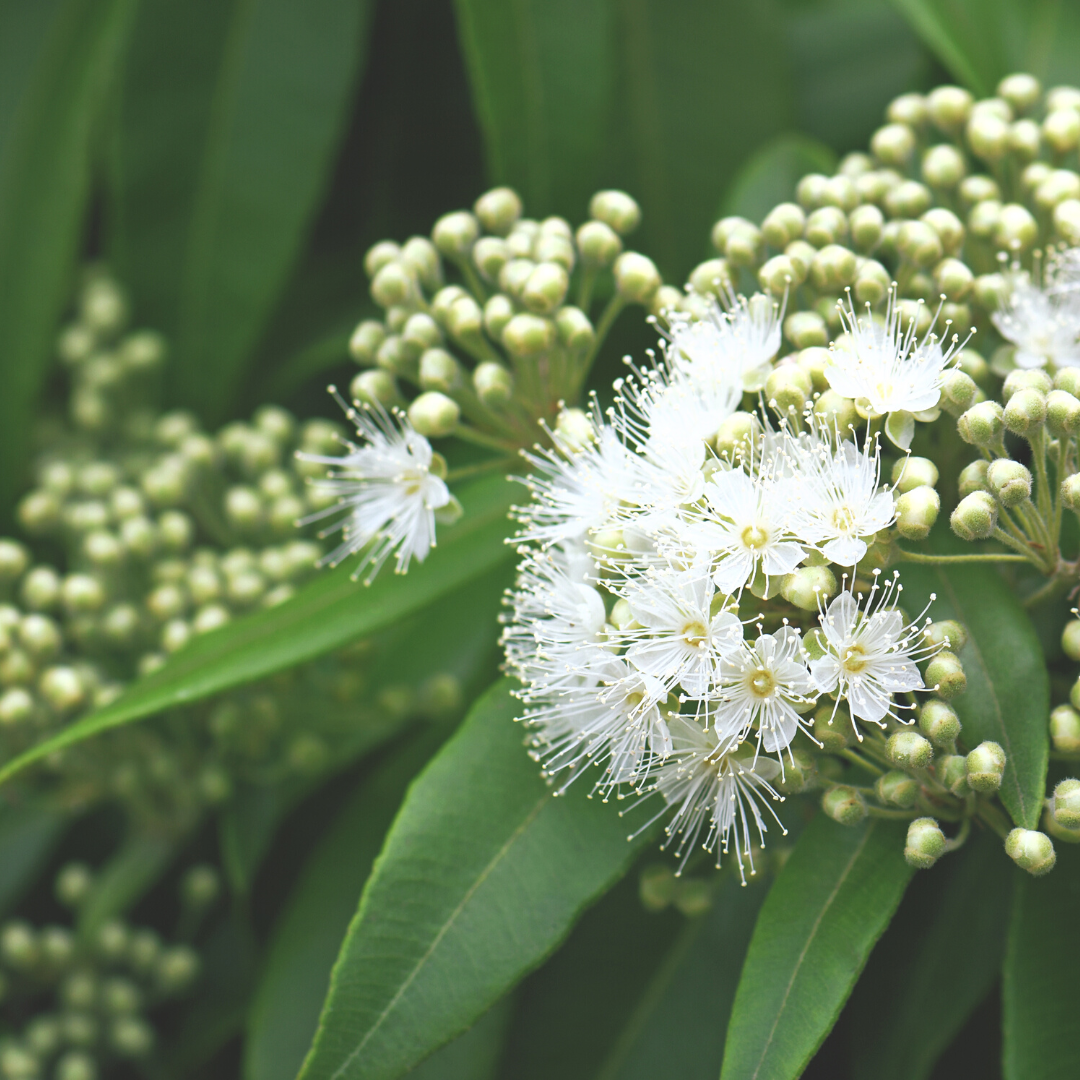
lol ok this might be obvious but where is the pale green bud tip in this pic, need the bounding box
[1061,474,1080,511]
[1052,778,1080,830]
[886,729,933,770]
[894,486,940,541]
[950,491,997,541]
[905,817,946,869]
[1050,704,1080,754]
[780,565,837,610]
[876,770,918,808]
[522,262,569,314]
[432,211,480,258]
[987,459,1032,508]
[590,190,641,235]
[407,392,459,438]
[554,408,595,453]
[958,459,990,497]
[613,252,661,303]
[1003,388,1047,435]
[957,401,1003,447]
[891,456,939,492]
[473,361,513,407]
[1061,620,1080,662]
[576,220,622,268]
[1005,828,1056,876]
[823,785,867,825]
[473,187,522,235]
[966,740,1006,792]
[919,699,962,748]
[1047,390,1080,437]
[923,619,967,651]
[502,313,555,357]
[937,754,970,796]
[765,364,811,417]
[925,650,967,699]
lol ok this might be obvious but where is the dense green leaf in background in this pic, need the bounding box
[0,803,65,916]
[723,133,837,225]
[110,0,374,419]
[0,0,136,522]
[721,815,912,1080]
[1003,848,1080,1079]
[0,474,518,788]
[898,561,1049,829]
[298,679,656,1080]
[850,829,1012,1080]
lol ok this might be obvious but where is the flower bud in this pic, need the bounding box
[874,770,917,809]
[474,187,521,235]
[957,460,989,497]
[871,122,915,166]
[957,401,1004,448]
[950,491,997,541]
[995,203,1038,251]
[964,741,1006,794]
[926,650,967,699]
[502,312,555,357]
[885,180,932,219]
[811,702,851,751]
[905,817,946,869]
[937,754,970,796]
[810,244,857,290]
[687,258,733,299]
[930,260,972,306]
[775,747,817,795]
[922,143,966,188]
[1063,620,1080,662]
[400,237,442,292]
[0,688,34,725]
[1003,387,1047,436]
[553,408,595,452]
[418,348,463,393]
[1051,777,1080,831]
[765,364,811,418]
[472,237,509,282]
[1005,828,1056,876]
[996,72,1039,111]
[55,862,93,908]
[812,390,858,433]
[1046,389,1080,438]
[370,261,415,309]
[922,622,967,654]
[522,262,569,314]
[935,369,977,417]
[796,172,829,209]
[1062,474,1080,511]
[473,361,514,407]
[155,944,199,992]
[919,698,962,747]
[1035,170,1080,213]
[784,311,828,349]
[432,210,480,259]
[894,486,940,540]
[928,85,973,134]
[613,252,661,304]
[985,459,1032,508]
[556,306,595,360]
[890,456,938,493]
[1044,108,1080,154]
[897,221,943,268]
[967,109,1010,161]
[784,240,817,279]
[887,729,933,770]
[780,565,837,610]
[350,370,399,409]
[822,785,867,825]
[364,240,399,278]
[482,294,513,341]
[844,204,881,252]
[1051,704,1080,754]
[1055,198,1080,244]
[500,260,535,299]
[804,206,847,247]
[724,222,764,267]
[758,254,802,295]
[407,392,459,438]
[761,202,806,247]
[853,259,890,305]
[590,190,640,235]
[639,863,675,911]
[714,411,759,459]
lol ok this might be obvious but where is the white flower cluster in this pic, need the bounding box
[993,247,1080,370]
[503,291,945,878]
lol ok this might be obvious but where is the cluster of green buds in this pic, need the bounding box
[0,862,203,1080]
[350,186,663,450]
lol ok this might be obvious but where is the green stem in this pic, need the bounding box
[840,748,885,777]
[976,799,1012,839]
[1022,572,1072,609]
[866,805,918,820]
[990,526,1040,561]
[454,256,488,304]
[580,293,626,374]
[942,814,971,853]
[577,266,597,311]
[445,455,517,483]
[894,547,1030,565]
[453,425,519,453]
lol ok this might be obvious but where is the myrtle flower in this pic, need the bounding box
[298,395,453,582]
[993,267,1080,370]
[810,572,937,733]
[825,292,961,449]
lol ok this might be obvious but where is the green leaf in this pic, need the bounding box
[0,0,136,521]
[298,678,655,1080]
[1003,846,1080,1079]
[0,802,65,915]
[78,832,177,936]
[723,133,837,226]
[849,829,1011,1080]
[245,733,443,1080]
[597,877,767,1080]
[897,562,1049,829]
[404,997,514,1080]
[109,0,374,418]
[0,474,519,788]
[720,815,912,1080]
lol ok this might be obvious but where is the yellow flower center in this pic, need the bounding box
[841,643,869,673]
[741,523,769,550]
[681,620,709,648]
[831,506,857,533]
[749,667,775,698]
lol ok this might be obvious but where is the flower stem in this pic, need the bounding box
[893,547,1030,565]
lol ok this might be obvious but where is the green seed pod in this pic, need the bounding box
[887,729,934,770]
[432,210,480,260]
[871,122,916,166]
[905,817,947,869]
[474,186,522,235]
[1005,828,1056,876]
[761,202,806,247]
[1062,620,1080,661]
[473,361,514,408]
[894,486,940,540]
[613,252,661,303]
[780,565,837,610]
[823,785,867,826]
[919,698,961,747]
[966,740,1006,792]
[957,460,989,497]
[957,400,1004,448]
[590,190,641,235]
[1051,704,1080,754]
[784,310,828,349]
[922,143,966,189]
[950,491,997,541]
[876,770,918,808]
[937,753,970,796]
[926,650,967,699]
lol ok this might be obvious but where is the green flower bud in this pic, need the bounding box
[473,236,509,282]
[160,618,191,653]
[155,944,199,992]
[966,740,1006,792]
[823,785,867,825]
[1003,387,1046,436]
[885,180,932,219]
[575,220,622,268]
[957,401,1004,448]
[853,259,890,305]
[553,408,595,453]
[0,921,38,969]
[995,203,1039,251]
[871,122,916,166]
[17,489,62,535]
[364,240,399,278]
[926,650,967,699]
[1044,108,1080,154]
[919,698,961,748]
[876,770,918,808]
[223,486,262,532]
[1063,619,1080,661]
[447,295,487,351]
[796,172,829,209]
[1052,777,1080,830]
[761,202,806,247]
[639,863,676,911]
[967,198,1003,240]
[40,666,85,713]
[56,1051,97,1080]
[371,260,417,310]
[418,348,463,394]
[1035,169,1080,212]
[1062,474,1080,511]
[687,258,733,298]
[1022,161,1053,193]
[192,605,229,634]
[905,817,946,869]
[474,186,522,235]
[522,261,569,314]
[967,109,1011,162]
[931,259,973,304]
[473,361,514,407]
[894,486,940,540]
[804,206,847,247]
[922,143,966,189]
[784,310,828,349]
[950,491,997,541]
[1005,828,1056,875]
[1047,87,1080,111]
[432,210,479,259]
[780,565,837,610]
[400,236,442,292]
[1051,703,1080,754]
[110,1015,154,1057]
[812,390,858,433]
[937,754,970,796]
[810,244,857,290]
[1054,198,1080,244]
[1046,389,1080,438]
[556,306,595,360]
[897,221,943,268]
[957,460,989,498]
[714,411,759,460]
[758,254,802,295]
[613,252,661,303]
[765,364,811,418]
[19,614,61,661]
[891,456,939,493]
[812,703,852,752]
[928,85,973,134]
[502,312,555,357]
[845,204,882,252]
[821,174,859,211]
[0,688,34,726]
[350,370,399,408]
[922,211,965,258]
[348,320,385,367]
[936,369,977,417]
[888,91,927,127]
[482,294,514,341]
[986,459,1032,508]
[997,73,1040,112]
[887,729,933,770]
[181,864,220,910]
[590,190,640,235]
[923,620,967,651]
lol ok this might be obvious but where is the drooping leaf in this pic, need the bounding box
[0,0,136,521]
[723,133,837,226]
[720,814,912,1080]
[597,876,768,1080]
[297,678,656,1080]
[897,561,1049,828]
[109,0,375,419]
[0,474,519,788]
[0,802,66,915]
[245,732,443,1080]
[1003,846,1080,1079]
[849,828,1011,1080]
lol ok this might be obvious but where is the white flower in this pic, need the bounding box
[298,399,451,582]
[824,293,960,448]
[810,573,936,732]
[993,268,1080,369]
[646,715,784,881]
[621,568,743,698]
[714,626,816,753]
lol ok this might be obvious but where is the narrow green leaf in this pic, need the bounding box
[597,877,767,1080]
[850,829,1011,1080]
[1003,846,1080,1079]
[0,474,518,788]
[0,0,136,520]
[298,678,654,1080]
[721,815,912,1080]
[897,563,1049,828]
[245,733,443,1080]
[404,997,514,1080]
[0,803,65,915]
[723,133,837,226]
[110,0,374,418]
[78,832,177,936]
